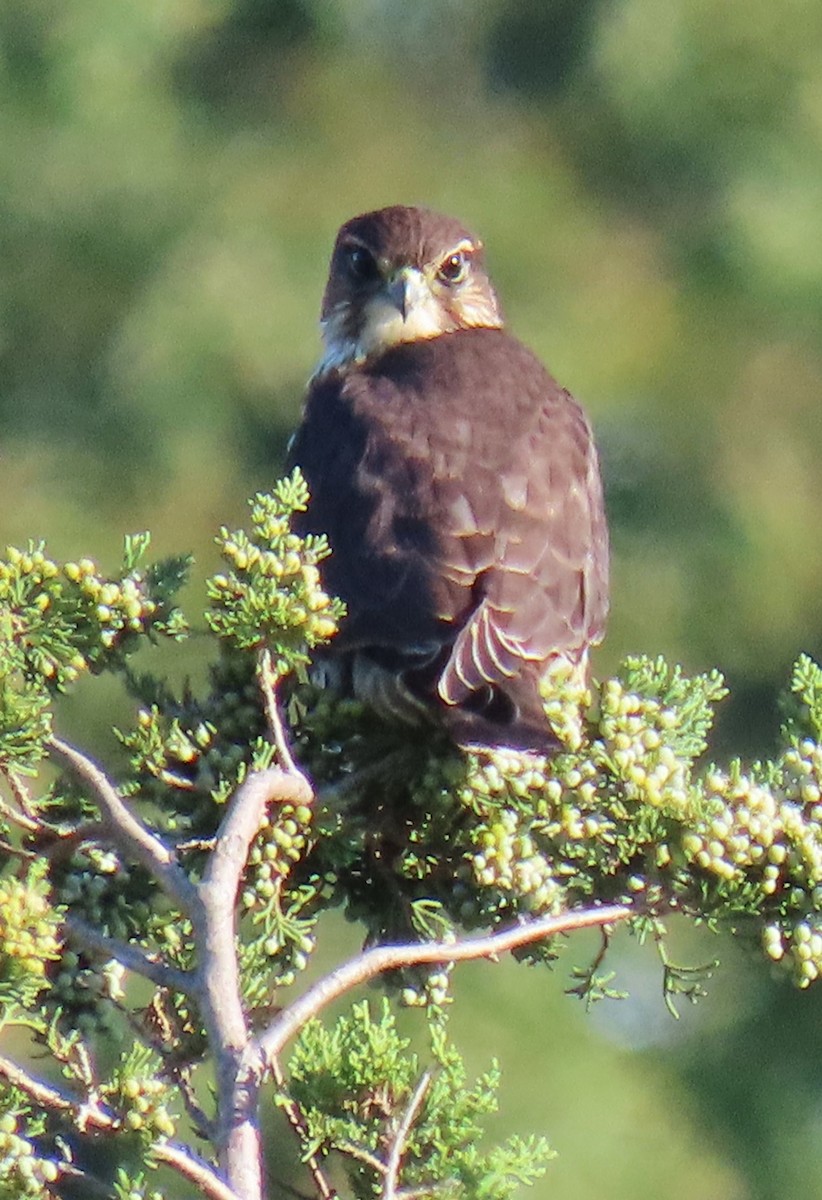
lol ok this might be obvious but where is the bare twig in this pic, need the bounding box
[207,768,312,897]
[0,1052,85,1119]
[565,925,611,1003]
[257,648,299,774]
[384,1070,432,1200]
[0,765,113,861]
[0,789,40,834]
[65,913,193,995]
[167,1062,215,1141]
[0,764,39,824]
[337,1142,388,1174]
[272,1056,338,1200]
[35,820,110,862]
[0,835,36,859]
[0,768,111,864]
[251,904,632,1070]
[50,731,315,1200]
[174,834,217,854]
[115,1002,216,1141]
[73,1037,95,1094]
[47,737,197,913]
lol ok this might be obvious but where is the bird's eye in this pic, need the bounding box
[437,252,468,285]
[344,245,380,284]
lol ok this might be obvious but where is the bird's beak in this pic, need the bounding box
[385,268,428,323]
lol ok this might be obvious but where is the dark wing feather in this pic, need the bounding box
[440,394,607,710]
[288,326,608,740]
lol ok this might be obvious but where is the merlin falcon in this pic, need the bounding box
[288,205,609,752]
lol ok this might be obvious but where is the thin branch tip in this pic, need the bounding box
[385,1070,433,1200]
[257,648,301,776]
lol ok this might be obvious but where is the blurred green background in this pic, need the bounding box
[3,0,822,1195]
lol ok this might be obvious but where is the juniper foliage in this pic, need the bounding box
[1,471,821,1198]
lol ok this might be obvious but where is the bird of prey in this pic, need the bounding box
[288,205,608,752]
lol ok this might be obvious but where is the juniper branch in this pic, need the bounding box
[250,904,632,1070]
[0,776,41,833]
[0,764,39,824]
[47,736,197,912]
[192,765,313,1200]
[65,913,193,994]
[384,1070,433,1200]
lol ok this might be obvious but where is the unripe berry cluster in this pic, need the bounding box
[62,559,158,652]
[400,967,453,1008]
[0,870,62,992]
[112,1073,177,1141]
[0,546,72,684]
[209,544,339,642]
[239,888,318,992]
[761,918,822,988]
[239,799,319,990]
[0,1113,59,1196]
[55,848,151,942]
[782,738,822,811]
[597,679,693,817]
[206,475,345,666]
[244,800,314,903]
[118,679,264,835]
[47,944,121,1036]
[469,809,561,914]
[0,539,186,711]
[116,1183,163,1200]
[683,771,783,881]
[252,919,317,990]
[541,667,592,752]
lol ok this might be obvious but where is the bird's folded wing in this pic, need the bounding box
[434,387,608,704]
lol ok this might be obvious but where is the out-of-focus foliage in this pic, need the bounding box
[3,0,822,733]
[2,1,822,1197]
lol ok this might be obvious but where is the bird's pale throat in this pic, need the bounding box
[318,267,502,373]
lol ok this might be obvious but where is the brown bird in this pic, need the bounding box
[288,205,608,752]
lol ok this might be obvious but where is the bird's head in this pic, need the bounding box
[317,205,503,373]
